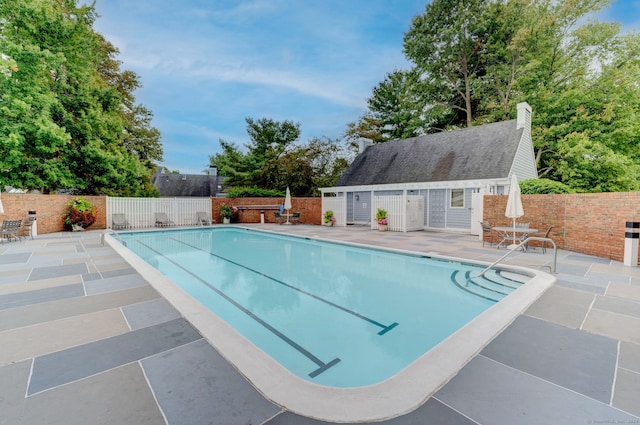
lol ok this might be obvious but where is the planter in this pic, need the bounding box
[325,221,334,227]
[223,217,231,224]
[378,224,387,232]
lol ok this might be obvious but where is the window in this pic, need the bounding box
[450,189,464,208]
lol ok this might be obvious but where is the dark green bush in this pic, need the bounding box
[225,186,286,198]
[520,179,575,195]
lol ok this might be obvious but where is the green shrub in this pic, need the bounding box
[225,186,285,198]
[520,179,575,194]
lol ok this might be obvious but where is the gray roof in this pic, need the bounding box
[337,120,523,186]
[152,173,223,197]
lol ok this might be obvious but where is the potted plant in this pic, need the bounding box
[62,197,97,231]
[376,208,388,231]
[323,210,336,226]
[220,204,233,224]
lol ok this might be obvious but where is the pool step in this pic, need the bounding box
[451,270,526,302]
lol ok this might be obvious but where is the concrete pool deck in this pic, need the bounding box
[1,224,639,424]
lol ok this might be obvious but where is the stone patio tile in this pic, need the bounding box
[435,356,638,425]
[590,262,640,278]
[0,285,159,332]
[481,315,617,403]
[0,253,31,265]
[122,298,181,330]
[0,309,129,366]
[84,273,148,295]
[565,253,612,264]
[23,363,165,425]
[619,341,640,372]
[588,272,632,285]
[99,267,137,279]
[0,284,85,311]
[524,285,595,329]
[0,269,31,285]
[265,398,478,425]
[143,339,281,425]
[28,318,201,395]
[582,309,640,344]
[606,281,640,303]
[553,262,591,276]
[28,263,88,281]
[554,278,607,294]
[593,295,640,319]
[0,275,83,296]
[612,368,640,417]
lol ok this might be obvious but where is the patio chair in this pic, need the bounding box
[19,216,36,239]
[1,219,22,243]
[290,212,301,224]
[155,212,175,228]
[480,221,495,247]
[531,225,555,254]
[112,213,131,230]
[196,212,212,226]
[274,212,285,224]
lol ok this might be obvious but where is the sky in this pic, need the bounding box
[90,0,640,175]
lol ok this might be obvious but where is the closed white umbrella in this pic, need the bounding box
[0,188,4,215]
[505,173,524,246]
[284,187,292,224]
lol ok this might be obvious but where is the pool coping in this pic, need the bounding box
[104,227,555,422]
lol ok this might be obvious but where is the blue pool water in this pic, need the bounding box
[118,227,520,388]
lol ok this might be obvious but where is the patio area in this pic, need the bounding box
[0,224,639,424]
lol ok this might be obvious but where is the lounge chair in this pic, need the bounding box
[1,219,22,243]
[112,213,131,230]
[196,212,212,225]
[155,212,175,227]
[20,216,36,239]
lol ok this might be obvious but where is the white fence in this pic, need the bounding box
[322,196,346,226]
[373,195,424,232]
[106,197,212,229]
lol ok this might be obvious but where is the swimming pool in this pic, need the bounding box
[108,226,554,421]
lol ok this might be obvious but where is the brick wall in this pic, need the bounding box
[211,197,322,225]
[0,194,107,234]
[484,192,640,262]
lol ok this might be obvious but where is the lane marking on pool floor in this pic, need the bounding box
[169,236,399,336]
[136,240,341,378]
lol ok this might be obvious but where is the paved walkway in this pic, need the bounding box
[0,225,639,424]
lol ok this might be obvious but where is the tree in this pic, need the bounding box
[211,119,348,196]
[0,0,161,196]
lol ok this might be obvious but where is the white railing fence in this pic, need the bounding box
[322,196,346,226]
[106,197,212,229]
[373,195,424,232]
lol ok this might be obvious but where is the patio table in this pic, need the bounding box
[492,226,538,250]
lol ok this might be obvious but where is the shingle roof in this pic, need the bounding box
[152,174,222,197]
[337,120,523,186]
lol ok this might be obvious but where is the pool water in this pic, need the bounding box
[119,227,516,388]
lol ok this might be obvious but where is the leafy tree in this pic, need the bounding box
[520,179,574,194]
[211,119,348,196]
[0,0,161,196]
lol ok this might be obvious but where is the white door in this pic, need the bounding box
[470,189,484,236]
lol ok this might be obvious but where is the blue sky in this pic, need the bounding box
[91,0,639,174]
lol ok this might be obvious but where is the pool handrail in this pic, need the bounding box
[473,236,557,279]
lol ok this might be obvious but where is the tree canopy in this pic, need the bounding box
[0,0,162,195]
[211,118,348,197]
[347,0,640,193]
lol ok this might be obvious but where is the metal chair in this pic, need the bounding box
[112,213,131,230]
[154,212,175,227]
[196,212,212,225]
[20,216,36,239]
[274,212,285,224]
[532,225,555,253]
[290,212,301,224]
[480,221,495,247]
